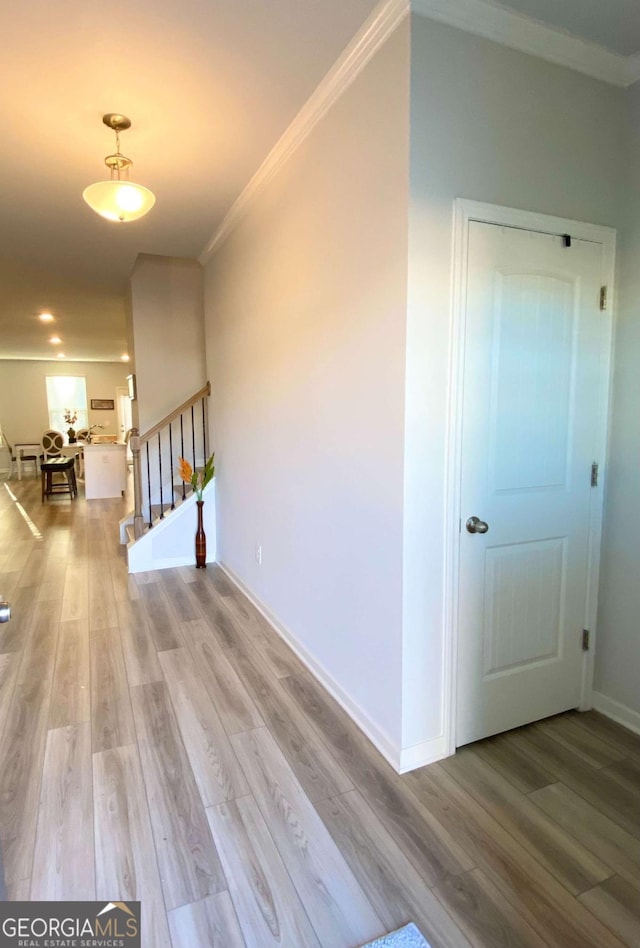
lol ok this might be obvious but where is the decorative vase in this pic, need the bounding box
[67,428,76,443]
[195,500,206,568]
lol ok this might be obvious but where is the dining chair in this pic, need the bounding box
[41,429,64,461]
[0,428,39,478]
[0,427,15,477]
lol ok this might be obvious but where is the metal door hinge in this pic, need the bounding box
[591,462,599,487]
[582,629,590,651]
[599,286,608,311]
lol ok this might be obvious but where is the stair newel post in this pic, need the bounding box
[130,428,145,540]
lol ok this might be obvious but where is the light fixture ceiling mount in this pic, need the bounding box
[103,113,131,132]
[103,114,132,175]
[83,113,155,223]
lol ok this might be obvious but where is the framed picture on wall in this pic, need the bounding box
[127,374,137,400]
[90,398,115,410]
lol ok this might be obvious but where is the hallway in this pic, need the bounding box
[0,476,638,946]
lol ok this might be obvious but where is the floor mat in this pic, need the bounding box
[361,922,432,947]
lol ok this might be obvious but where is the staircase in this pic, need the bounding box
[120,382,216,573]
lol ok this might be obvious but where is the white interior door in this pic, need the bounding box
[456,221,607,747]
[116,387,133,458]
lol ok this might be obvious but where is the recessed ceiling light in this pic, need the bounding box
[49,336,62,344]
[121,353,130,362]
[39,313,54,322]
[57,353,66,358]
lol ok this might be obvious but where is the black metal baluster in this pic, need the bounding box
[158,432,164,519]
[191,405,196,471]
[146,442,152,528]
[201,396,207,460]
[180,414,186,500]
[169,422,175,509]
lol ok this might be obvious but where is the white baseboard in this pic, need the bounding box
[591,691,640,736]
[398,734,449,773]
[218,562,412,772]
[130,553,216,573]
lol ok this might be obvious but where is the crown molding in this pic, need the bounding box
[200,0,637,263]
[200,0,409,263]
[627,52,640,87]
[412,0,633,88]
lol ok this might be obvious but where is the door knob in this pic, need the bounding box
[0,600,11,623]
[466,516,489,534]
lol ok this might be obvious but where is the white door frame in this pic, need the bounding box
[116,386,133,459]
[443,199,616,756]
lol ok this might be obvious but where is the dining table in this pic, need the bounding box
[15,442,83,479]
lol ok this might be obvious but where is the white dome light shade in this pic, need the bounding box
[83,180,156,222]
[84,114,156,223]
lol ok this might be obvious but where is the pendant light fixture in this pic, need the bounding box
[83,113,156,223]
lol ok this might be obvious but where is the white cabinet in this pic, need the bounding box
[83,443,127,499]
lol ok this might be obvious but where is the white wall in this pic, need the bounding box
[128,255,206,433]
[595,82,640,723]
[0,360,129,446]
[403,14,626,752]
[203,13,632,766]
[204,22,411,751]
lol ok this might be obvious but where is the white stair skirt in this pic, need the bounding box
[123,479,216,573]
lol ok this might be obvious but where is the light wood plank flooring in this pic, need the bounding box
[0,475,638,947]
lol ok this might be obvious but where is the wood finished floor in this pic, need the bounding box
[0,475,638,947]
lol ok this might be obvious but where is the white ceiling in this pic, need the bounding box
[0,0,636,363]
[0,0,379,362]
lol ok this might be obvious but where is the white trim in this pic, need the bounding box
[398,735,449,773]
[446,199,616,753]
[581,221,617,711]
[127,479,216,573]
[218,561,404,771]
[627,52,640,86]
[198,0,634,265]
[412,0,634,88]
[131,553,203,572]
[592,691,640,737]
[199,0,409,263]
[452,200,618,244]
[441,199,470,758]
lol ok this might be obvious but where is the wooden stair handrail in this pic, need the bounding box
[138,382,211,444]
[129,381,211,540]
